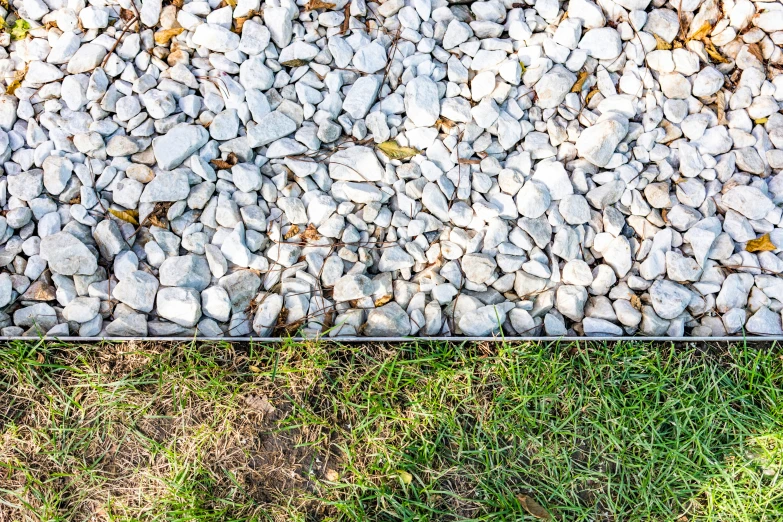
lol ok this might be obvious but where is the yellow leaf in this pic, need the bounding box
[755,117,768,125]
[571,70,589,93]
[5,67,26,96]
[688,22,712,42]
[517,494,552,520]
[249,365,261,373]
[283,224,300,239]
[374,294,392,307]
[154,27,184,45]
[108,208,139,225]
[377,140,420,160]
[704,39,728,63]
[654,34,671,50]
[584,88,599,105]
[398,471,413,484]
[305,0,336,10]
[9,19,30,41]
[519,61,526,73]
[225,0,237,6]
[746,233,778,253]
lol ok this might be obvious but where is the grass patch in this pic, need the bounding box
[0,340,781,521]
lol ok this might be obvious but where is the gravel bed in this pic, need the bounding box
[1,0,783,337]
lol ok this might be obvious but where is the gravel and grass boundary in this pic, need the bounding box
[1,340,781,520]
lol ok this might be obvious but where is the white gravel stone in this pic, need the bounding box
[0,0,781,339]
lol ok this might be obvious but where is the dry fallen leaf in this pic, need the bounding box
[234,16,248,33]
[755,117,768,125]
[746,233,777,253]
[324,469,339,481]
[108,208,140,225]
[225,0,237,6]
[154,27,184,45]
[374,294,392,307]
[716,90,727,125]
[688,22,712,42]
[571,70,589,93]
[377,140,420,160]
[631,294,642,311]
[244,394,275,414]
[281,59,309,67]
[747,43,764,64]
[704,39,728,63]
[42,20,59,30]
[210,159,233,170]
[584,88,599,105]
[5,66,27,95]
[284,224,300,239]
[654,34,671,50]
[341,4,350,34]
[119,7,135,22]
[517,494,552,520]
[300,223,321,241]
[435,117,456,132]
[305,0,336,10]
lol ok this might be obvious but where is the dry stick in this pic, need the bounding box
[101,16,138,68]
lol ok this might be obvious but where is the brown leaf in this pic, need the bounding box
[69,195,81,205]
[517,495,552,520]
[154,27,184,45]
[300,223,321,241]
[305,0,336,10]
[341,4,350,34]
[571,70,589,93]
[284,224,300,239]
[654,34,672,50]
[746,233,777,253]
[281,59,309,67]
[244,394,275,414]
[716,90,727,125]
[119,7,135,22]
[108,208,140,225]
[584,88,599,105]
[747,43,764,64]
[435,117,456,131]
[42,20,59,30]
[703,39,728,63]
[688,22,712,41]
[631,294,642,311]
[210,159,233,170]
[324,469,339,481]
[377,140,420,160]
